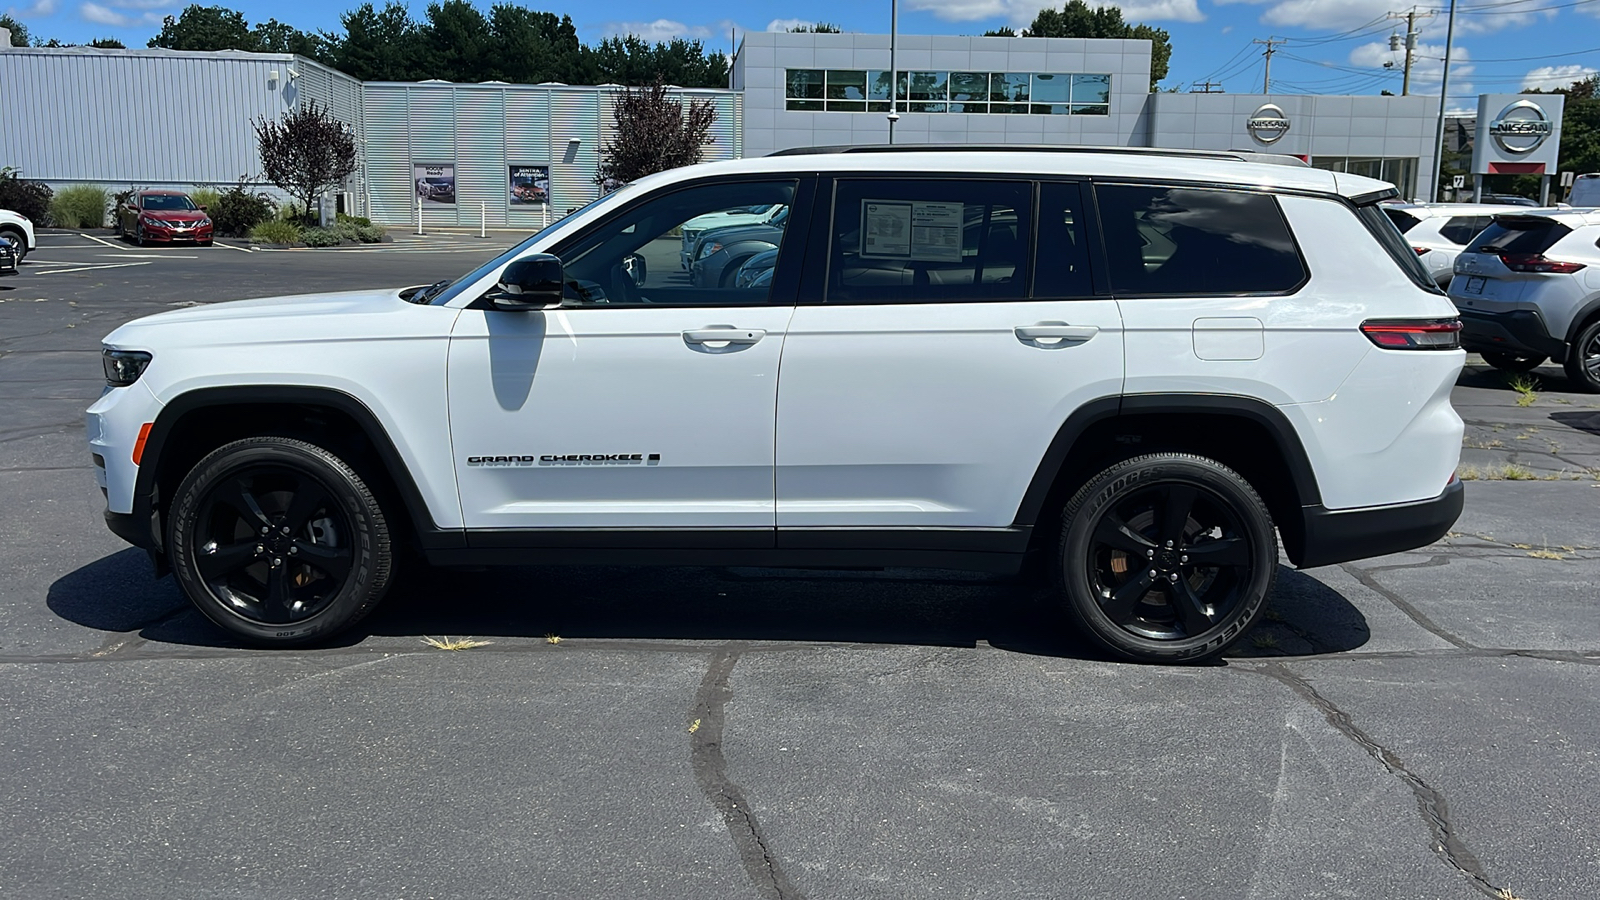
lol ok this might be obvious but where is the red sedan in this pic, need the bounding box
[116,190,214,247]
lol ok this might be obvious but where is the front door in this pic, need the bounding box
[775,177,1124,534]
[447,178,806,535]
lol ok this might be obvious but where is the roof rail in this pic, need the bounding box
[766,144,1311,167]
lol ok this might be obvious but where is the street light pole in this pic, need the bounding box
[888,0,899,144]
[1429,0,1457,202]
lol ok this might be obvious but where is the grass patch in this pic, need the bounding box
[422,636,493,650]
[249,219,301,244]
[189,187,221,212]
[544,633,563,644]
[49,184,109,228]
[1505,373,1540,407]
[1502,463,1537,480]
[1527,549,1565,560]
[688,718,701,734]
[1458,463,1542,481]
[1250,632,1279,650]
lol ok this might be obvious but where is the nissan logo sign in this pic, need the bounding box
[1489,100,1553,153]
[1246,103,1290,144]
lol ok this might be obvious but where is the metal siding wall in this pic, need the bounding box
[549,89,601,216]
[296,59,368,214]
[0,50,293,188]
[407,84,460,228]
[506,87,553,231]
[363,84,416,226]
[455,89,506,227]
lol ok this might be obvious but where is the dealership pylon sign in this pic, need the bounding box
[1472,93,1563,176]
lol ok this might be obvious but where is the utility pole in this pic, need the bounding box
[1429,0,1458,202]
[1253,38,1286,94]
[1387,7,1436,96]
[1190,81,1224,93]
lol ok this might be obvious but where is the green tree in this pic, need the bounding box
[423,0,495,83]
[327,3,424,82]
[149,5,254,50]
[1554,75,1600,179]
[1013,1,1170,90]
[254,101,358,225]
[251,19,323,56]
[486,6,584,84]
[596,80,717,185]
[786,22,841,33]
[0,14,31,46]
[90,38,126,49]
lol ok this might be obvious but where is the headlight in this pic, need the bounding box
[198,217,211,227]
[103,348,152,387]
[697,241,722,260]
[141,215,160,226]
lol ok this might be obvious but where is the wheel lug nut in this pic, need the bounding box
[255,544,264,554]
[1165,540,1174,549]
[260,526,269,535]
[280,526,290,535]
[271,558,282,567]
[1148,569,1158,579]
[288,546,298,555]
[1180,554,1188,564]
[1168,573,1179,583]
[1146,549,1155,559]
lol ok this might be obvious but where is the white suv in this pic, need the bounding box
[88,148,1466,663]
[0,208,37,261]
[1451,208,1600,387]
[1383,202,1531,288]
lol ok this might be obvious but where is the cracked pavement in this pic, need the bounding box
[2,231,1598,899]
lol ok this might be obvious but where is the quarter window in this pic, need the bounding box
[1438,215,1494,246]
[828,179,1032,304]
[1096,185,1306,296]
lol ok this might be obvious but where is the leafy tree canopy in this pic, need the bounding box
[0,14,31,46]
[596,80,717,185]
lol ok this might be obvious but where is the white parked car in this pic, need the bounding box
[88,147,1466,662]
[1566,173,1599,207]
[0,208,37,261]
[1451,208,1600,387]
[1383,202,1531,287]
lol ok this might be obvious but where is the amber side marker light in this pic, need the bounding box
[132,423,154,465]
[1360,319,1462,351]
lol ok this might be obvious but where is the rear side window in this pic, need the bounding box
[1354,202,1441,292]
[1438,215,1494,246]
[1033,182,1094,298]
[1384,208,1422,234]
[1471,218,1573,255]
[827,179,1032,304]
[1095,185,1306,296]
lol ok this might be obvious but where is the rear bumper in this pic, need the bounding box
[1458,308,1566,360]
[1294,479,1464,569]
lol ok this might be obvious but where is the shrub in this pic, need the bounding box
[49,185,110,228]
[277,200,306,222]
[189,187,221,212]
[299,226,345,247]
[212,183,274,237]
[0,167,53,225]
[354,223,386,243]
[249,219,301,244]
[336,213,372,227]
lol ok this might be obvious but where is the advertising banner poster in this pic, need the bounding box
[509,165,550,205]
[414,163,456,205]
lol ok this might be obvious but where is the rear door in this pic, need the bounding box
[773,176,1123,538]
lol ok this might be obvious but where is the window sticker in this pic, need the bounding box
[860,200,964,261]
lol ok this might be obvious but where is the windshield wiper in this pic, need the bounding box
[407,279,451,305]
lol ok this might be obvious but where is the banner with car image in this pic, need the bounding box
[509,165,549,205]
[414,164,456,205]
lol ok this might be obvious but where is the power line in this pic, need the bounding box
[1253,37,1288,92]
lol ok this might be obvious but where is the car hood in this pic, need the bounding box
[698,222,783,246]
[142,210,207,222]
[104,289,415,347]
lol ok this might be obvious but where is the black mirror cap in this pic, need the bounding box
[490,253,564,310]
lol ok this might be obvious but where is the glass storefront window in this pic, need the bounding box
[1071,74,1111,104]
[1031,73,1070,103]
[783,69,1110,116]
[786,69,824,111]
[827,70,867,102]
[950,73,989,102]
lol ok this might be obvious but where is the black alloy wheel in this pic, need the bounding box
[1058,454,1277,663]
[1480,351,1546,373]
[1563,319,1600,393]
[135,222,149,247]
[168,437,393,646]
[0,227,24,261]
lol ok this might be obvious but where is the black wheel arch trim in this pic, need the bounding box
[1011,392,1324,529]
[127,385,463,558]
[1565,296,1600,346]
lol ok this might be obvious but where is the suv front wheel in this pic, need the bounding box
[1057,454,1276,663]
[168,436,394,646]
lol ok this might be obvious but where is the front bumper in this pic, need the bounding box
[143,224,214,242]
[1294,479,1464,569]
[1458,308,1566,360]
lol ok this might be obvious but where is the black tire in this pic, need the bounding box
[1056,453,1277,663]
[168,436,394,647]
[1563,319,1600,393]
[720,256,751,288]
[1480,350,1546,373]
[0,227,25,262]
[135,223,148,247]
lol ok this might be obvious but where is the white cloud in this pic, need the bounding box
[905,0,1202,26]
[103,0,174,9]
[76,1,157,26]
[6,0,57,17]
[1349,40,1473,105]
[603,19,712,42]
[766,18,811,33]
[1523,64,1599,91]
[1244,0,1551,35]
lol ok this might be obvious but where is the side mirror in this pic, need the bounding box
[198,205,208,212]
[486,254,564,310]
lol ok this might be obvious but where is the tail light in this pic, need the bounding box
[1413,247,1430,255]
[1360,318,1462,351]
[1498,252,1586,274]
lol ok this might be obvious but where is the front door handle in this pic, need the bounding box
[682,327,766,346]
[1014,323,1099,344]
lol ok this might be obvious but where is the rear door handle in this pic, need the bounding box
[1014,324,1099,343]
[682,327,766,346]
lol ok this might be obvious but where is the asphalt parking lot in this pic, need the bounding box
[3,229,1599,899]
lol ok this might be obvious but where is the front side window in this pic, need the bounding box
[1096,185,1306,296]
[556,180,798,306]
[828,179,1032,304]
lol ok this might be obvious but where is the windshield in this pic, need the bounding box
[143,194,197,211]
[421,188,631,306]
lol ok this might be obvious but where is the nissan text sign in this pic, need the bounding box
[1471,93,1563,176]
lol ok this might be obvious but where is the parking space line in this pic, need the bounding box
[96,253,198,259]
[77,233,128,250]
[211,242,253,252]
[40,261,152,275]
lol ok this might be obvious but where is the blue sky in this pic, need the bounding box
[8,0,1600,110]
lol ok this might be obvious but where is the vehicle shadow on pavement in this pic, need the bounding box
[1549,409,1600,435]
[46,552,1369,660]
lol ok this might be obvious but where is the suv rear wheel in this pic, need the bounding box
[1563,319,1600,393]
[1057,454,1276,663]
[168,436,394,646]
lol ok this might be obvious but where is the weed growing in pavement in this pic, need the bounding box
[1505,373,1540,406]
[1528,549,1565,560]
[1457,463,1547,481]
[544,633,562,644]
[1502,463,1537,480]
[422,636,493,650]
[1250,632,1279,649]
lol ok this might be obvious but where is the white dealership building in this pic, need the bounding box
[0,30,1569,225]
